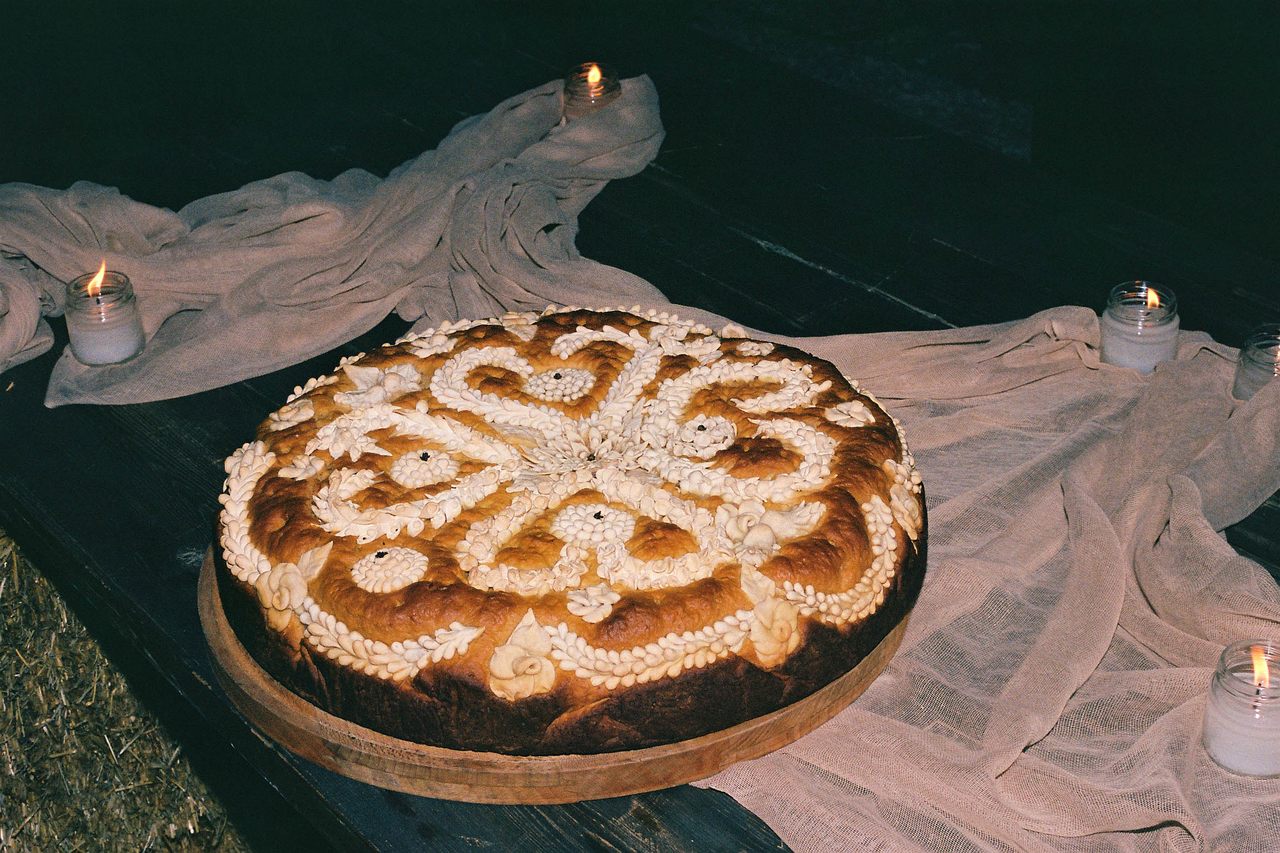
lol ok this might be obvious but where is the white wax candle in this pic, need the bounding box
[1232,325,1280,400]
[1203,640,1280,777]
[65,266,145,366]
[1099,281,1179,374]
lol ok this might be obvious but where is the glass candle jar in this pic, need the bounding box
[1202,639,1280,777]
[1099,281,1180,373]
[562,61,621,121]
[65,267,145,366]
[1232,324,1280,401]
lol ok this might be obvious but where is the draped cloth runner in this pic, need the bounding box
[695,314,1280,852]
[4,77,1279,850]
[0,77,666,406]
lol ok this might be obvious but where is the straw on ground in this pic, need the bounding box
[0,531,246,850]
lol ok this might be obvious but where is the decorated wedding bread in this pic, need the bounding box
[217,306,926,754]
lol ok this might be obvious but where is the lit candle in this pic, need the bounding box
[65,260,145,365]
[1203,640,1280,777]
[1232,324,1280,400]
[1099,281,1179,373]
[562,61,620,121]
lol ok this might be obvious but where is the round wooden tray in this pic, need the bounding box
[198,549,906,804]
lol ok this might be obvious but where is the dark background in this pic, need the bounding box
[2,2,1279,848]
[5,1,1278,267]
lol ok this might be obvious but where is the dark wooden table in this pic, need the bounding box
[3,4,1278,850]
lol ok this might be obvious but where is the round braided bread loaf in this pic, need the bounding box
[217,307,926,754]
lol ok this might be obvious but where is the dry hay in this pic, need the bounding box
[0,531,247,851]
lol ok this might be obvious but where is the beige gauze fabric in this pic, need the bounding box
[692,309,1280,852]
[0,77,666,405]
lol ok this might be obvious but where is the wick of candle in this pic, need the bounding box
[1250,644,1269,712]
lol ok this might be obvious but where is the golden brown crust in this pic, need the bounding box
[217,307,926,754]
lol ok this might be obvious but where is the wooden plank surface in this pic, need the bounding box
[2,3,1277,850]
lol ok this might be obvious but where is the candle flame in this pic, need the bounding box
[587,64,602,85]
[87,260,107,298]
[1252,645,1270,689]
[1146,288,1160,310]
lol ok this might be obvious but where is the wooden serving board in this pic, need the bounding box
[198,549,906,804]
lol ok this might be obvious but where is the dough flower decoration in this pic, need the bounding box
[254,543,332,630]
[488,610,557,701]
[738,565,803,668]
[750,596,803,668]
[717,500,826,566]
[334,362,421,409]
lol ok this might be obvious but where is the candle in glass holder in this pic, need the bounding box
[65,261,145,365]
[1232,324,1280,400]
[1203,639,1280,777]
[1099,281,1179,373]
[562,61,620,121]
